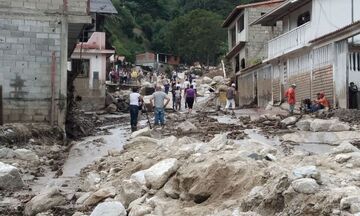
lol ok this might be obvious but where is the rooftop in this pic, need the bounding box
[251,0,311,26]
[223,0,285,28]
[90,0,118,14]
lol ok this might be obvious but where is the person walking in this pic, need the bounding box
[175,86,182,111]
[129,87,143,132]
[183,83,190,109]
[225,83,236,114]
[285,84,297,114]
[185,85,196,114]
[150,85,170,127]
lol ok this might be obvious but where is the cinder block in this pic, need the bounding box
[32,115,45,122]
[24,2,36,9]
[9,113,21,122]
[20,114,33,122]
[36,2,48,10]
[36,33,48,39]
[18,38,31,44]
[6,37,17,43]
[18,25,31,32]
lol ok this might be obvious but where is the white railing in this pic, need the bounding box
[268,22,312,59]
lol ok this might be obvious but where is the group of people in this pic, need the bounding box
[285,84,330,114]
[129,85,171,132]
[109,67,143,85]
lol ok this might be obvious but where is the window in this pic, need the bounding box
[238,14,245,33]
[235,55,240,72]
[230,27,236,47]
[72,59,90,77]
[297,11,311,27]
[241,58,246,69]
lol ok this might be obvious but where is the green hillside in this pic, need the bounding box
[104,0,262,65]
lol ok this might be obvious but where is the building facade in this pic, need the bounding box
[228,0,360,109]
[253,0,360,109]
[0,0,91,126]
[70,0,117,111]
[136,52,181,72]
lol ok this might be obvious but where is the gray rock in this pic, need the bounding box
[24,188,67,216]
[310,119,350,132]
[265,154,277,161]
[0,147,15,159]
[130,170,147,186]
[144,158,180,190]
[340,196,360,213]
[281,116,298,126]
[331,141,359,155]
[130,127,152,139]
[83,187,117,206]
[163,176,180,199]
[90,202,126,216]
[0,162,25,190]
[291,178,319,194]
[117,179,144,208]
[176,121,198,133]
[292,166,321,183]
[76,192,92,205]
[14,149,39,162]
[296,119,313,131]
[83,172,101,192]
[335,154,352,163]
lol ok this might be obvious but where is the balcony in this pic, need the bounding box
[268,22,312,59]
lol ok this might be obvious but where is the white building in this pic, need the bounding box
[239,0,360,109]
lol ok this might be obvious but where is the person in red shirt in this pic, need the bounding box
[285,84,296,114]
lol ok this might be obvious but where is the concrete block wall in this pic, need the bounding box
[0,16,62,123]
[0,0,89,14]
[245,7,283,66]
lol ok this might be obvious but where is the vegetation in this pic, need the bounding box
[105,0,262,65]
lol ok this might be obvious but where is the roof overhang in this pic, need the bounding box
[90,0,118,14]
[222,0,285,28]
[310,20,360,48]
[251,0,311,26]
[225,42,246,59]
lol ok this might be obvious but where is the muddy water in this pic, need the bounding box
[210,115,335,154]
[62,125,130,177]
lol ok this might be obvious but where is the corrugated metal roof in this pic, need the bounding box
[223,0,285,28]
[90,0,118,14]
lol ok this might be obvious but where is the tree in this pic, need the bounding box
[164,9,226,66]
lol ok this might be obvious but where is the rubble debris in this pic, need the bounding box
[89,201,126,216]
[0,162,25,191]
[291,178,319,194]
[24,188,67,216]
[144,158,180,190]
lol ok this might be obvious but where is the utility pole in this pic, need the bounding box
[351,0,354,43]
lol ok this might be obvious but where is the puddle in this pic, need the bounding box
[61,125,130,177]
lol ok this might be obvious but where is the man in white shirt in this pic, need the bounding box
[129,87,143,132]
[183,78,190,90]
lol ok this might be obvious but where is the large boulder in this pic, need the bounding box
[82,172,101,192]
[14,149,39,162]
[212,76,224,83]
[331,141,359,155]
[291,178,319,194]
[130,170,147,186]
[24,188,67,216]
[202,76,213,84]
[163,176,180,199]
[292,165,321,183]
[176,121,198,133]
[144,158,180,190]
[0,162,25,190]
[90,202,126,216]
[124,137,158,149]
[116,179,145,208]
[130,127,152,139]
[83,187,117,206]
[296,119,313,131]
[208,134,229,151]
[0,148,15,159]
[340,196,360,214]
[310,119,350,132]
[281,116,298,126]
